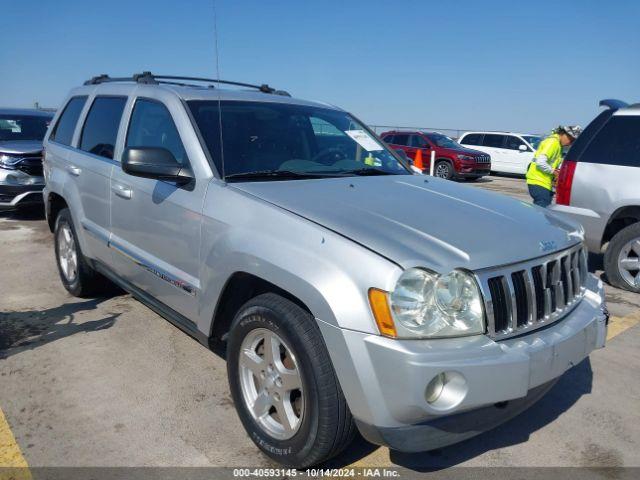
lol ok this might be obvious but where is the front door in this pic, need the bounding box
[504,135,533,174]
[109,97,208,320]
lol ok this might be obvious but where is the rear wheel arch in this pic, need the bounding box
[602,205,640,246]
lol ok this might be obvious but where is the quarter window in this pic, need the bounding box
[460,133,482,146]
[79,96,127,159]
[578,116,640,167]
[126,99,187,165]
[482,134,506,148]
[49,96,87,146]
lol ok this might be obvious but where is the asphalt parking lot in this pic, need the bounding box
[1,174,639,473]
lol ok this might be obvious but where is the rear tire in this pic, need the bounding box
[54,208,107,297]
[604,223,640,293]
[434,160,453,180]
[227,293,356,468]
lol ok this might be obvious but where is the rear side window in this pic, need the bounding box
[126,99,187,165]
[80,96,127,159]
[482,134,506,148]
[49,96,87,146]
[578,115,640,167]
[392,134,409,146]
[460,133,482,146]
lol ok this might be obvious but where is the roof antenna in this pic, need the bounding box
[212,0,225,180]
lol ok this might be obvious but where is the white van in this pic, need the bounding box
[458,131,541,175]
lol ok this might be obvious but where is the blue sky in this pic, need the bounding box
[2,0,638,133]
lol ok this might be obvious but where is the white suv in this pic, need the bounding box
[458,131,541,175]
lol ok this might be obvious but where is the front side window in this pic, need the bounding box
[0,113,52,142]
[49,96,87,146]
[522,135,541,149]
[578,116,640,167]
[188,101,410,180]
[410,135,429,148]
[504,135,527,150]
[126,99,187,165]
[425,133,460,149]
[460,133,482,146]
[80,96,127,159]
[482,134,506,148]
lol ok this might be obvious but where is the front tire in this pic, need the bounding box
[227,293,356,468]
[54,208,105,297]
[604,223,640,292]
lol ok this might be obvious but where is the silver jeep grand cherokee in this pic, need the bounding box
[43,73,608,468]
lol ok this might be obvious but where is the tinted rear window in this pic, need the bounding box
[460,133,482,146]
[565,110,613,162]
[577,115,640,167]
[79,96,127,159]
[50,96,87,146]
[482,134,506,148]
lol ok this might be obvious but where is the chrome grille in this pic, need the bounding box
[476,243,588,340]
[475,155,491,164]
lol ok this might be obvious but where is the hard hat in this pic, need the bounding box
[561,125,582,139]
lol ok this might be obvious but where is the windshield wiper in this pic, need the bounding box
[340,168,396,176]
[224,169,337,182]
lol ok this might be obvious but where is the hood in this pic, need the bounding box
[0,140,44,155]
[232,175,583,272]
[438,145,487,157]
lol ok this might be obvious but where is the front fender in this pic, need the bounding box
[197,185,402,337]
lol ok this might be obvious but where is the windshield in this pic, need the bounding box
[188,101,410,180]
[522,135,541,149]
[425,133,460,149]
[0,114,52,142]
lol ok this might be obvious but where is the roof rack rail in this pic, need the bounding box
[84,72,291,96]
[599,99,628,110]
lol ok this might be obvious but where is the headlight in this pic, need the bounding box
[0,154,20,169]
[456,154,474,161]
[388,268,484,338]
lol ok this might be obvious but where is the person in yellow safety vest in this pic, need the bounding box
[526,125,582,207]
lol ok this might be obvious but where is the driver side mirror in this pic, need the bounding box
[122,147,193,185]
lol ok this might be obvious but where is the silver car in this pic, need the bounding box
[551,99,640,293]
[0,108,54,210]
[43,73,608,468]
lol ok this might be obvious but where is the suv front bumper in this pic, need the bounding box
[0,168,44,210]
[318,274,607,452]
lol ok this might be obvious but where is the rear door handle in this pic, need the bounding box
[67,165,81,176]
[111,183,132,199]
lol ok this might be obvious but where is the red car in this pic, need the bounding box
[381,130,491,180]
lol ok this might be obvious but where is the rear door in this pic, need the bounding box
[109,95,210,320]
[480,134,508,172]
[385,133,411,157]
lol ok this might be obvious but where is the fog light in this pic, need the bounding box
[424,371,468,411]
[425,373,445,404]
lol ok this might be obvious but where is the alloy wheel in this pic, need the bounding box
[617,237,640,288]
[57,223,78,283]
[238,328,304,440]
[435,163,450,178]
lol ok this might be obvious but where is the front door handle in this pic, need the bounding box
[67,165,81,176]
[111,183,132,199]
